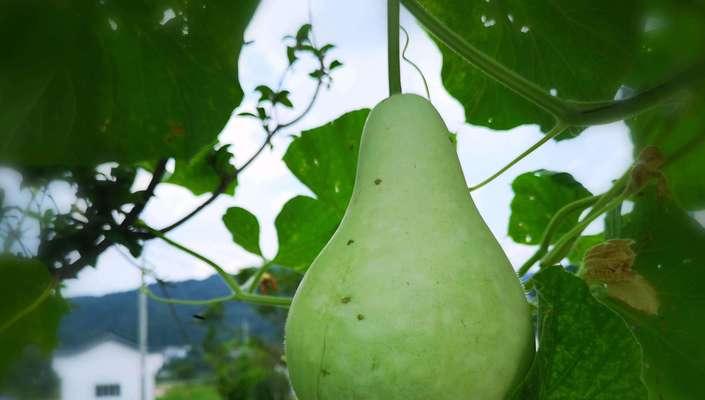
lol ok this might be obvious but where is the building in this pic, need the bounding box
[52,334,164,400]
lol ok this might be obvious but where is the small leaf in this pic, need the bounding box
[295,23,312,44]
[286,46,297,64]
[254,85,275,102]
[223,207,262,257]
[328,60,343,70]
[256,107,268,121]
[509,170,591,245]
[274,90,293,108]
[165,144,236,196]
[319,43,335,55]
[309,69,325,79]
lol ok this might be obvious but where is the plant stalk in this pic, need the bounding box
[388,0,402,96]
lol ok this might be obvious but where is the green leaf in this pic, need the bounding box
[329,60,343,70]
[0,256,68,379]
[223,207,262,257]
[0,0,259,165]
[514,267,647,399]
[628,88,705,210]
[295,23,312,44]
[625,2,705,90]
[599,188,705,399]
[509,170,591,245]
[273,109,369,271]
[273,196,340,272]
[414,0,642,132]
[167,144,237,196]
[255,85,275,103]
[286,46,298,64]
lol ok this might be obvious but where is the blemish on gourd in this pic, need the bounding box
[346,239,355,246]
[340,296,351,304]
[321,368,330,377]
[371,358,379,371]
[374,178,382,185]
[357,314,365,321]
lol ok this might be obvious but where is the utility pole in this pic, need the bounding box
[138,253,148,400]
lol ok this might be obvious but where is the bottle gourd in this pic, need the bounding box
[285,94,533,399]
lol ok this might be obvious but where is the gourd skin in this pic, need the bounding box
[285,94,533,400]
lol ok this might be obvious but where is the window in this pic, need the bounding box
[95,383,121,397]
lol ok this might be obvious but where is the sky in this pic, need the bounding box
[32,0,641,296]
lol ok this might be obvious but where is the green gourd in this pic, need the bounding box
[285,94,534,400]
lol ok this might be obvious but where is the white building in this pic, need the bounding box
[52,334,164,400]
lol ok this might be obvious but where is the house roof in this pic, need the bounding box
[54,332,140,357]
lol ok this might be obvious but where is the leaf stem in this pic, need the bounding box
[159,67,325,235]
[388,0,402,96]
[142,225,292,307]
[402,0,705,127]
[517,195,599,277]
[469,123,567,192]
[540,178,629,267]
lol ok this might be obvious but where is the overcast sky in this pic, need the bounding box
[54,0,639,296]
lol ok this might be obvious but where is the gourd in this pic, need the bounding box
[285,94,534,400]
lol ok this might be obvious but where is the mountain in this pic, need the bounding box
[58,275,284,351]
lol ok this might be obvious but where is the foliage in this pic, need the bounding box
[596,188,705,398]
[0,346,60,400]
[0,0,259,165]
[158,383,222,400]
[509,170,591,245]
[413,0,642,132]
[513,267,647,399]
[272,109,369,271]
[0,0,704,398]
[201,303,293,400]
[0,256,67,379]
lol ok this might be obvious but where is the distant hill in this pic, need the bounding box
[59,275,284,351]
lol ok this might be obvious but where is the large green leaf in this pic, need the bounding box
[628,88,705,210]
[273,109,369,271]
[509,170,591,245]
[223,206,262,257]
[625,2,705,90]
[0,0,259,165]
[514,267,647,399]
[599,188,705,399]
[0,257,68,379]
[413,0,642,131]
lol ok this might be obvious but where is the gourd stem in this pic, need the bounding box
[469,123,567,192]
[388,0,402,96]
